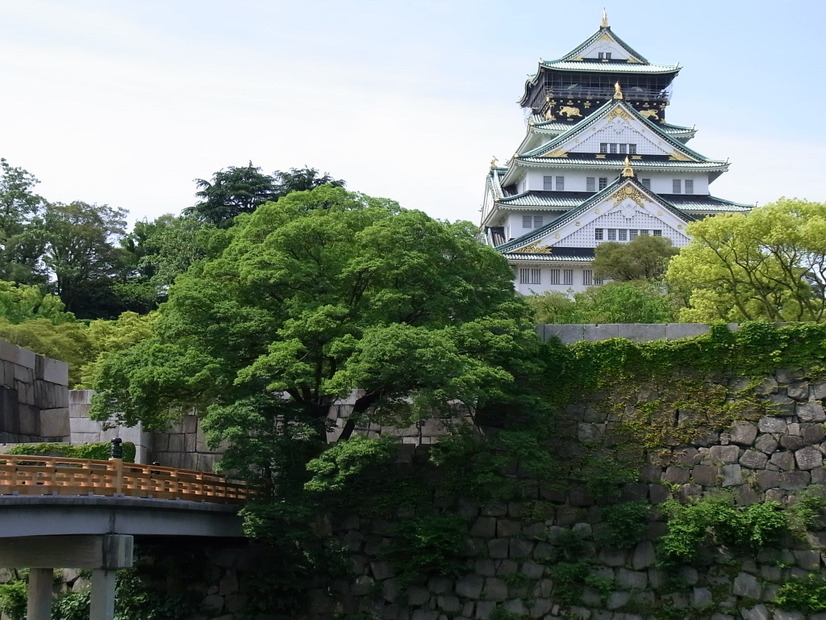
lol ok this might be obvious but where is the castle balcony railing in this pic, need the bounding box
[0,454,255,504]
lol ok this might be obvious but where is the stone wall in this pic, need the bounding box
[536,322,740,345]
[0,341,68,443]
[320,368,826,620]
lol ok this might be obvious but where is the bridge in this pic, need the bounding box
[0,454,256,620]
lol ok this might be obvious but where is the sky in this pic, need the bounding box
[0,0,823,229]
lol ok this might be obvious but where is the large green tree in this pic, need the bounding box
[593,234,679,282]
[35,201,130,319]
[0,158,47,284]
[667,199,826,322]
[90,186,536,490]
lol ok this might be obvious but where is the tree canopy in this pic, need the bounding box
[90,186,537,491]
[185,164,345,227]
[593,234,679,282]
[666,199,826,322]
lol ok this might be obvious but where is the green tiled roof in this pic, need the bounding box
[495,178,692,254]
[558,26,650,64]
[527,114,695,139]
[517,100,714,164]
[537,60,679,74]
[503,252,593,263]
[514,157,729,172]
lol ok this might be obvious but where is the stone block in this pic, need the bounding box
[615,568,646,590]
[768,394,795,416]
[813,380,826,400]
[665,323,710,340]
[631,540,656,570]
[581,324,621,342]
[774,611,805,620]
[769,451,795,471]
[544,324,585,345]
[739,450,768,469]
[497,519,521,537]
[729,421,758,445]
[757,416,786,434]
[739,604,769,620]
[487,538,509,559]
[721,464,742,487]
[708,445,740,464]
[35,357,68,385]
[779,471,810,490]
[521,560,544,579]
[598,548,627,567]
[617,323,667,342]
[455,574,483,599]
[732,572,761,599]
[436,595,461,613]
[509,538,534,558]
[756,470,781,491]
[797,401,826,422]
[801,423,826,444]
[787,381,810,401]
[39,408,69,438]
[792,549,821,570]
[795,446,823,470]
[482,577,507,601]
[471,517,496,538]
[690,587,713,608]
[664,465,690,484]
[754,434,778,454]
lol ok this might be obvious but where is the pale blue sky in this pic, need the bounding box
[0,0,822,226]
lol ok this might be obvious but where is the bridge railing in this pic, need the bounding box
[0,455,255,504]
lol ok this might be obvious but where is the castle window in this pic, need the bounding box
[519,268,541,285]
[594,228,604,241]
[549,269,561,285]
[583,270,593,286]
[543,175,553,190]
[586,177,596,192]
[609,143,618,154]
[522,215,544,229]
[600,143,608,153]
[563,269,574,285]
[672,179,682,194]
[685,179,694,194]
[617,144,627,154]
[618,229,627,241]
[598,52,612,60]
[628,144,637,154]
[555,176,565,191]
[641,178,651,189]
[629,229,639,240]
[594,274,604,285]
[607,229,616,241]
[653,230,662,236]
[598,177,608,190]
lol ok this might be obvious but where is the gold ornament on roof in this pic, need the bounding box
[640,109,660,121]
[601,9,609,28]
[613,82,623,100]
[621,157,634,178]
[612,184,646,208]
[542,148,568,158]
[668,150,692,162]
[490,156,499,169]
[605,107,632,122]
[514,241,552,254]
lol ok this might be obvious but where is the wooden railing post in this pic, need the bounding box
[109,438,123,495]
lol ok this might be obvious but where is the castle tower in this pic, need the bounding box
[481,14,751,294]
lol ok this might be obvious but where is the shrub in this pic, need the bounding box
[5,442,136,463]
[775,573,826,613]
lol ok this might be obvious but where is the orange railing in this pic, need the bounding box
[0,455,255,504]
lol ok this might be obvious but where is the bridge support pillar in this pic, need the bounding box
[26,568,52,620]
[90,569,116,620]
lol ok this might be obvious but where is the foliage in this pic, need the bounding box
[0,317,91,386]
[774,573,826,613]
[33,201,131,319]
[0,158,46,284]
[0,578,27,620]
[387,514,470,584]
[667,198,826,322]
[786,486,826,534]
[78,311,157,388]
[580,454,639,501]
[658,496,786,565]
[91,187,534,496]
[0,280,74,324]
[593,235,678,281]
[305,436,396,494]
[597,500,650,548]
[52,589,91,620]
[5,441,136,462]
[549,561,589,606]
[186,163,345,228]
[527,280,676,324]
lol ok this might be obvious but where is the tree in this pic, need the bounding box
[185,164,346,228]
[0,159,46,284]
[90,186,536,492]
[593,235,679,281]
[186,163,277,227]
[271,167,344,200]
[666,199,826,322]
[35,201,130,319]
[528,280,676,324]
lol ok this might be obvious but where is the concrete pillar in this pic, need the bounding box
[26,568,52,620]
[90,569,116,620]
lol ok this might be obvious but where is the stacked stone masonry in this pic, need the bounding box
[0,340,68,443]
[319,368,826,620]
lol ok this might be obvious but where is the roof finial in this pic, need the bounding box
[621,156,635,178]
[601,9,609,28]
[490,156,499,169]
[613,81,623,100]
